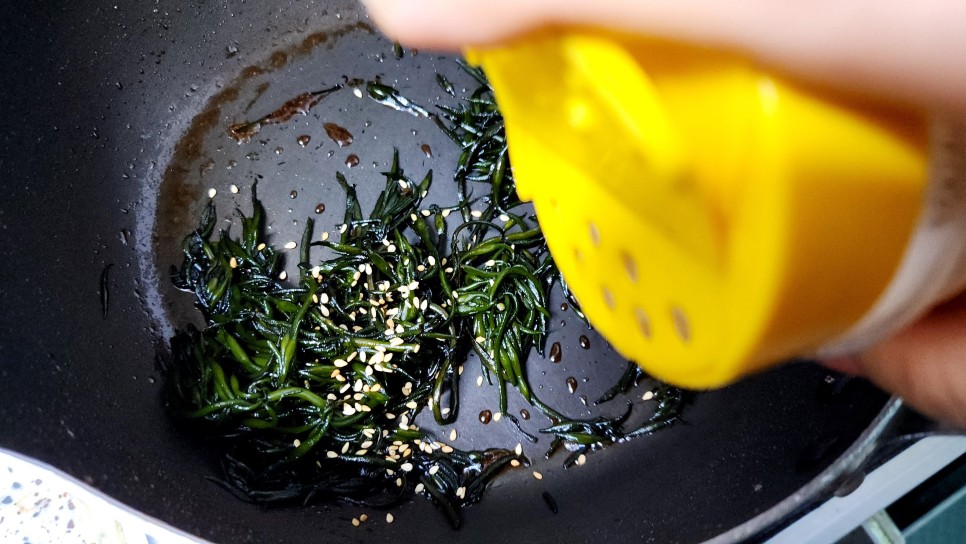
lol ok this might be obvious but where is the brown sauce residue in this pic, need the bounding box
[270,51,288,68]
[228,86,342,143]
[323,123,354,147]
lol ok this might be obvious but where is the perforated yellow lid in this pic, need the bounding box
[469,33,928,388]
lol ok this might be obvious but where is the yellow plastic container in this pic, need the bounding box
[467,32,953,389]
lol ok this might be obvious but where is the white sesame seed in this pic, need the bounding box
[421,209,432,217]
[399,179,410,190]
[410,213,418,222]
[387,244,397,253]
[321,231,330,241]
[293,439,302,447]
[278,271,288,281]
[400,462,414,472]
[360,514,369,522]
[334,359,348,368]
[395,477,403,487]
[470,210,483,218]
[642,391,655,401]
[343,404,356,415]
[577,454,587,466]
[351,518,360,527]
[229,184,239,194]
[441,445,454,453]
[476,376,484,387]
[514,443,523,456]
[208,188,217,198]
[389,337,405,347]
[414,483,424,493]
[449,429,458,441]
[428,256,436,266]
[532,471,543,480]
[327,451,338,458]
[353,87,364,98]
[386,513,394,524]
[319,305,330,317]
[420,299,428,311]
[510,459,521,467]
[229,257,238,269]
[499,214,510,222]
[257,243,266,251]
[355,449,368,456]
[444,267,454,273]
[319,292,330,304]
[342,442,351,453]
[339,224,348,233]
[416,264,425,272]
[475,336,485,344]
[484,259,496,267]
[493,412,502,422]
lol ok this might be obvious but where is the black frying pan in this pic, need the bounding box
[0,1,918,542]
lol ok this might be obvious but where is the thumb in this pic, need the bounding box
[825,294,966,429]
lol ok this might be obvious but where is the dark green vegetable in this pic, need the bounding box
[165,62,685,526]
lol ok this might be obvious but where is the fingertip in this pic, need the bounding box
[820,355,866,377]
[360,0,547,50]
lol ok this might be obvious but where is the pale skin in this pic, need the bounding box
[362,0,966,427]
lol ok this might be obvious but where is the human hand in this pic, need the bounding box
[361,0,966,115]
[362,0,966,426]
[824,293,966,428]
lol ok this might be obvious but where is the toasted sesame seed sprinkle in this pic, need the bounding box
[351,518,360,527]
[360,514,368,522]
[510,459,521,467]
[532,471,543,480]
[229,257,238,269]
[257,242,266,251]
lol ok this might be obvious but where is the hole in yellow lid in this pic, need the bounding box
[671,306,691,343]
[635,307,652,339]
[602,286,616,309]
[588,222,600,246]
[622,252,638,283]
